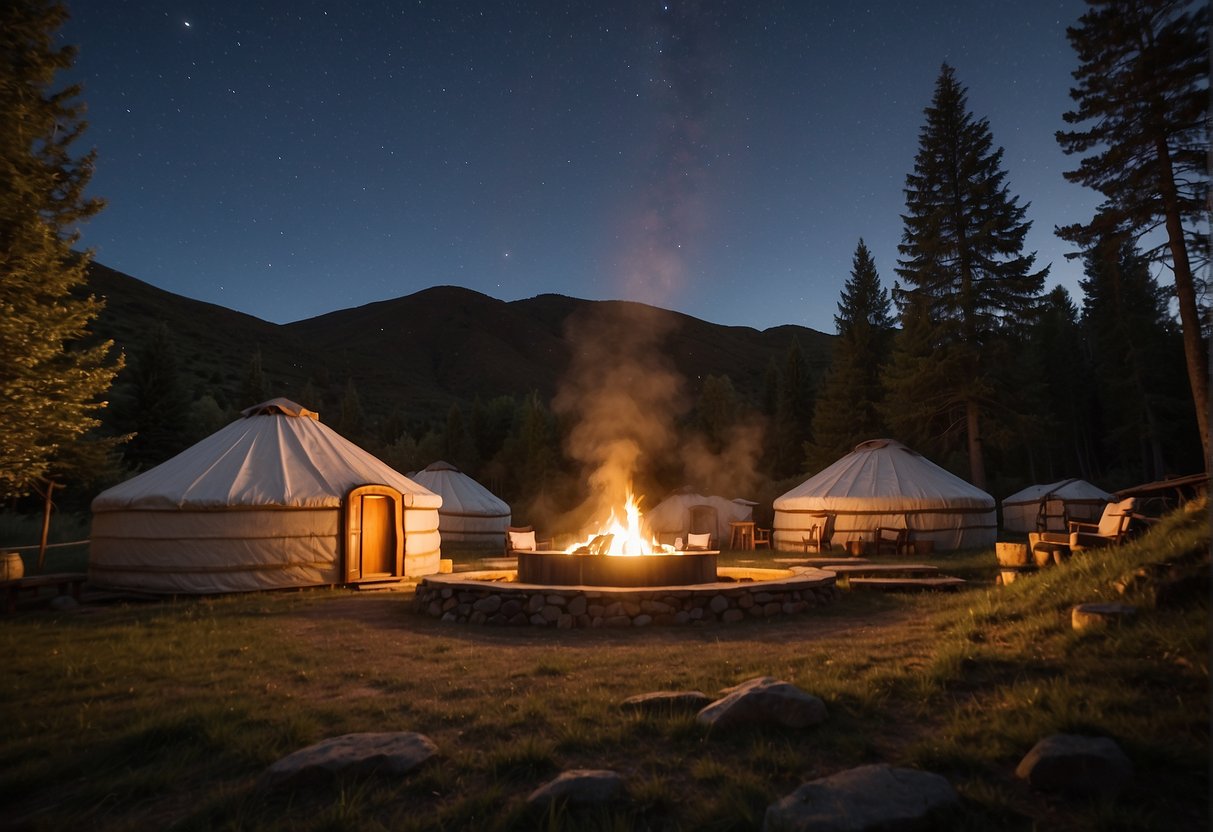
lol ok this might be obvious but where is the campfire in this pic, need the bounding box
[564,489,675,557]
[517,487,716,587]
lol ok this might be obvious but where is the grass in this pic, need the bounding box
[0,501,1207,831]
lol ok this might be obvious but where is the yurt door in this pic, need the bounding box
[344,486,404,582]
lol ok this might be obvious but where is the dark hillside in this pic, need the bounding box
[86,263,833,426]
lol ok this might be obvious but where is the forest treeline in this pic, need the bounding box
[2,1,1207,528]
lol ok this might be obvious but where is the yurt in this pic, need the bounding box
[1001,479,1114,533]
[773,439,996,552]
[410,461,510,549]
[644,489,755,547]
[89,399,442,594]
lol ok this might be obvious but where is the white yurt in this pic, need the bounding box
[410,460,510,549]
[90,399,442,594]
[1001,478,1114,533]
[644,489,755,547]
[773,439,996,552]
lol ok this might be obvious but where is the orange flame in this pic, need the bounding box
[565,488,675,556]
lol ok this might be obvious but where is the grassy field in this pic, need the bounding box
[1,503,1208,831]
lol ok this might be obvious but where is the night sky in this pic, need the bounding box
[62,0,1098,334]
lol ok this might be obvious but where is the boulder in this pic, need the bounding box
[1015,734,1133,796]
[261,732,437,789]
[1071,602,1136,630]
[620,690,713,715]
[697,677,826,731]
[526,768,625,807]
[763,764,959,831]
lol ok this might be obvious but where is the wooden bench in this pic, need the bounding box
[826,563,940,578]
[1,572,88,613]
[845,576,966,591]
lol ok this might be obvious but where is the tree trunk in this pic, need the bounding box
[1154,136,1210,471]
[966,400,986,490]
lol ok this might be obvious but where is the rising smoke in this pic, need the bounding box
[553,2,763,531]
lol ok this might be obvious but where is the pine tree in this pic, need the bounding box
[1022,287,1097,481]
[238,348,269,408]
[1080,236,1196,482]
[807,239,893,470]
[117,323,191,469]
[1056,0,1209,468]
[772,338,813,478]
[0,1,122,498]
[889,64,1047,488]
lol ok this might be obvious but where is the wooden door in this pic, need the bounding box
[344,486,404,583]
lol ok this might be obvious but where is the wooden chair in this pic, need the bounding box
[752,527,771,549]
[1068,497,1136,551]
[875,526,909,556]
[1036,498,1068,533]
[801,513,834,553]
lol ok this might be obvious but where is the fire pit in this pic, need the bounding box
[413,487,839,627]
[516,549,717,587]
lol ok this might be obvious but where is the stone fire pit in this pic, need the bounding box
[413,565,838,628]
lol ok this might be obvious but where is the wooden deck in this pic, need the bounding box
[844,576,967,591]
[1,572,88,613]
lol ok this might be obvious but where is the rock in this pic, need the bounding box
[763,764,959,832]
[1015,734,1133,796]
[697,677,827,731]
[261,732,437,789]
[472,595,502,613]
[526,768,625,807]
[49,595,78,611]
[620,690,713,715]
[1071,602,1137,630]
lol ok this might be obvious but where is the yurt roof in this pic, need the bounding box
[1002,478,1114,506]
[411,460,509,517]
[93,399,441,511]
[774,439,993,511]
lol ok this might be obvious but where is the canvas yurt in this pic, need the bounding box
[410,461,510,549]
[644,489,756,547]
[1001,478,1114,533]
[773,439,996,552]
[89,399,442,594]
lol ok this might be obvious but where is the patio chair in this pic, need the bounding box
[505,525,551,554]
[752,527,771,549]
[875,526,909,556]
[801,513,834,553]
[1068,497,1136,552]
[686,532,713,550]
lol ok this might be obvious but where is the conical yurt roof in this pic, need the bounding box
[774,438,993,511]
[1002,478,1114,507]
[411,461,509,517]
[92,398,440,511]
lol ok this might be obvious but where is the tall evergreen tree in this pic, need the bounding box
[116,323,191,469]
[807,239,893,470]
[1080,236,1196,482]
[0,0,122,498]
[1022,287,1097,481]
[772,338,813,478]
[238,348,268,408]
[1057,0,1209,468]
[889,64,1047,488]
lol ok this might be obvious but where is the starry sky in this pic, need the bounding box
[61,0,1099,334]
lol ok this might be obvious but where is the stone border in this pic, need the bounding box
[413,567,838,628]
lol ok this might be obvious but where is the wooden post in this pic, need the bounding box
[37,481,59,574]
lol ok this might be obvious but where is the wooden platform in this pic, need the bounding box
[777,557,872,568]
[845,576,966,591]
[1,572,88,613]
[825,563,940,578]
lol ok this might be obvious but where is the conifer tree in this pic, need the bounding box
[807,240,893,470]
[238,349,269,408]
[1056,0,1209,467]
[116,323,191,469]
[888,64,1047,488]
[0,1,122,497]
[1080,236,1196,481]
[772,338,813,479]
